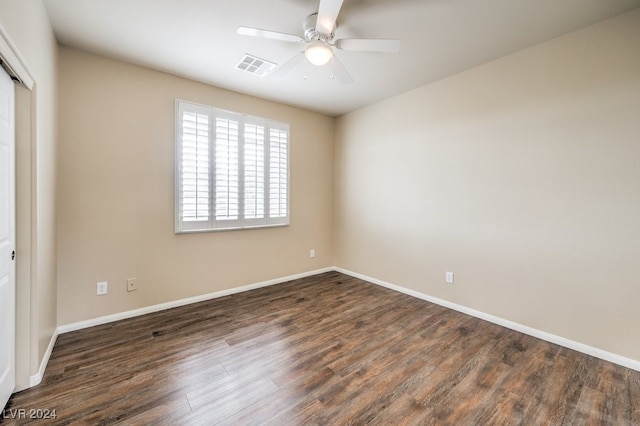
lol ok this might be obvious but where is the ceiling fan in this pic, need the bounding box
[237,0,401,84]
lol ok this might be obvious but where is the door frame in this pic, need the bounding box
[0,23,36,393]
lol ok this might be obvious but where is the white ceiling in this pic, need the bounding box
[43,0,640,117]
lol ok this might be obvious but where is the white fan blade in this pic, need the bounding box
[330,55,353,85]
[237,26,304,43]
[336,38,401,52]
[316,0,343,35]
[272,52,306,77]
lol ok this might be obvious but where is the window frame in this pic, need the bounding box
[175,99,290,234]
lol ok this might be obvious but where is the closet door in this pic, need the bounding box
[0,66,16,410]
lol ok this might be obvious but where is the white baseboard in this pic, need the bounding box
[334,267,640,372]
[28,328,59,388]
[57,267,334,335]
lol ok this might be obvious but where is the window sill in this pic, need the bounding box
[175,222,289,235]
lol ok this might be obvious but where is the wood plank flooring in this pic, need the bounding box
[2,271,639,425]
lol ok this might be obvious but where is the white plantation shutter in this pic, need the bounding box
[214,117,240,224]
[268,126,288,223]
[175,100,289,232]
[177,102,212,231]
[243,122,265,222]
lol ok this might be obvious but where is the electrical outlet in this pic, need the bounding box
[445,272,454,284]
[97,281,108,295]
[127,278,137,292]
[310,249,316,258]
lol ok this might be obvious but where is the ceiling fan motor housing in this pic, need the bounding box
[303,13,335,43]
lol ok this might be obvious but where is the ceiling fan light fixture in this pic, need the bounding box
[305,42,333,66]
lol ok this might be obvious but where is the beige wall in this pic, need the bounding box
[57,47,334,325]
[335,9,640,361]
[0,0,58,389]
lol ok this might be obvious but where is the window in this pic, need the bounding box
[175,100,289,233]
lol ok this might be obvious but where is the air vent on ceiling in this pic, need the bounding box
[236,54,276,77]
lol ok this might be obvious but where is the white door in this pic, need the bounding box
[0,67,16,409]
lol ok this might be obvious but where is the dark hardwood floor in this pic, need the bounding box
[2,271,639,425]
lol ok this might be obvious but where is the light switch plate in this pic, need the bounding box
[445,272,454,284]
